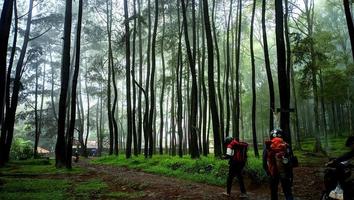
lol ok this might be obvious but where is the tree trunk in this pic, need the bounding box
[124,0,133,158]
[234,0,242,140]
[262,0,275,133]
[137,0,143,154]
[181,0,199,159]
[212,0,224,141]
[132,0,138,156]
[343,0,354,60]
[56,0,71,168]
[159,0,166,155]
[0,0,14,131]
[0,0,33,165]
[250,0,259,157]
[67,0,82,168]
[275,0,291,145]
[176,0,183,158]
[203,0,222,157]
[34,63,39,158]
[106,0,113,155]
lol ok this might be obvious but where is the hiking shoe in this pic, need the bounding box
[239,193,248,198]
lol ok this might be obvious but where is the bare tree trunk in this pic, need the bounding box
[159,0,166,155]
[262,0,275,133]
[56,0,71,168]
[106,0,113,155]
[250,0,259,157]
[124,0,133,158]
[176,0,183,157]
[203,0,222,157]
[343,0,354,60]
[0,0,14,133]
[67,0,82,168]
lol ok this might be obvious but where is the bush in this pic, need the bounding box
[10,138,33,160]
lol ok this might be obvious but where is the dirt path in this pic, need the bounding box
[75,159,324,200]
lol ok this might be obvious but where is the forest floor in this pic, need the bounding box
[75,158,325,200]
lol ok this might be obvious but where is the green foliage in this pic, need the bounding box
[0,178,69,200]
[92,154,267,186]
[74,179,108,199]
[10,138,33,160]
[0,159,85,175]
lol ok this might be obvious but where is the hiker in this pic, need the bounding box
[325,136,354,200]
[74,150,79,163]
[223,136,248,198]
[328,136,354,165]
[263,129,294,200]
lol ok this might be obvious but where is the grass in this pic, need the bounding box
[92,154,268,186]
[0,159,105,200]
[293,136,350,166]
[0,159,86,175]
[0,178,69,200]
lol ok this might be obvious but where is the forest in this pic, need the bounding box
[0,0,354,199]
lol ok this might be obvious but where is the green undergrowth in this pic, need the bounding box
[0,178,69,200]
[293,136,349,166]
[92,154,267,186]
[0,159,85,175]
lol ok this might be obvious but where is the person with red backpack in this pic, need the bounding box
[263,129,294,200]
[223,136,248,198]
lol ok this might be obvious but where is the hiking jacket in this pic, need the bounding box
[226,139,248,163]
[263,138,292,177]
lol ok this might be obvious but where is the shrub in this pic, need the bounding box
[10,138,33,160]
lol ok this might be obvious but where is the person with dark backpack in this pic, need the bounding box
[223,136,248,198]
[263,129,294,200]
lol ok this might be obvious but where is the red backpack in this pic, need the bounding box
[228,140,248,162]
[266,138,290,176]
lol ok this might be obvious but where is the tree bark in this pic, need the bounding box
[181,0,199,159]
[262,0,275,133]
[250,0,259,157]
[56,0,71,168]
[0,0,14,131]
[124,0,133,158]
[275,0,291,145]
[343,0,354,60]
[203,0,222,157]
[67,0,82,168]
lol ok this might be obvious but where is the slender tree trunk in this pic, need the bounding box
[262,0,275,133]
[250,0,259,157]
[203,0,222,157]
[181,0,199,159]
[132,0,138,156]
[159,0,166,155]
[56,0,71,168]
[275,0,291,145]
[343,0,354,60]
[84,71,90,157]
[212,0,224,141]
[225,0,233,138]
[124,0,133,158]
[176,0,183,157]
[34,63,39,158]
[137,0,143,154]
[0,0,14,132]
[144,0,152,158]
[106,0,113,155]
[235,0,242,139]
[67,0,82,168]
